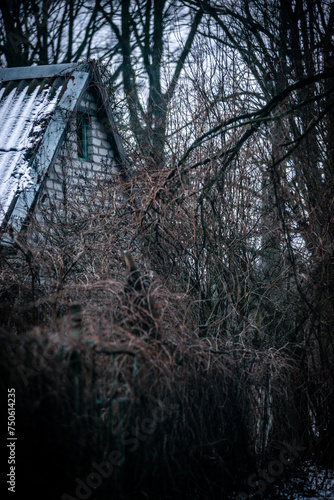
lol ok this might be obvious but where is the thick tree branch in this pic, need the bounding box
[165,8,203,101]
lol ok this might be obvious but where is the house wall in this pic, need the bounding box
[41,88,119,208]
[23,87,121,271]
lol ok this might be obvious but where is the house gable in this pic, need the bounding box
[41,87,118,212]
[0,62,129,250]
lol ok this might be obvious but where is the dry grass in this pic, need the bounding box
[0,277,297,500]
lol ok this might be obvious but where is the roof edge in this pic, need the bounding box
[0,63,78,82]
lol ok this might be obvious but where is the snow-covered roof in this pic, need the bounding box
[0,62,129,247]
[0,78,63,225]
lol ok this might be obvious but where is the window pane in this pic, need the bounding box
[77,115,89,160]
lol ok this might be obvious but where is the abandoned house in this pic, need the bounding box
[0,61,129,254]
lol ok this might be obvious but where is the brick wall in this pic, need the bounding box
[39,88,118,212]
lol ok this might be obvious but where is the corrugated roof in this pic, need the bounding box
[0,77,64,224]
[0,63,93,234]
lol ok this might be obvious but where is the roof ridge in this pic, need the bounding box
[0,63,86,82]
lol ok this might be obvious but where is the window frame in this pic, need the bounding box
[77,113,90,161]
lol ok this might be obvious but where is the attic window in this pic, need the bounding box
[77,114,90,160]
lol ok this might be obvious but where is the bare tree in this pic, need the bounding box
[174,0,334,342]
[94,0,203,169]
[0,0,102,66]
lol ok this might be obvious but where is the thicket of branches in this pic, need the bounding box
[1,0,334,497]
